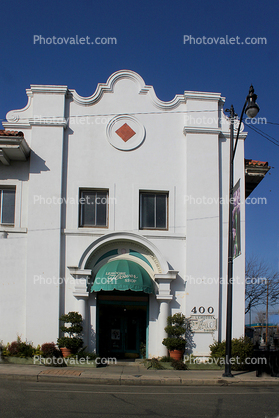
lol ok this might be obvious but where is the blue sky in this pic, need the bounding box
[0,0,278,311]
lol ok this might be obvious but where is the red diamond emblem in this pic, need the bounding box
[115,123,136,142]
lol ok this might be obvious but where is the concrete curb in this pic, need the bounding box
[1,373,279,386]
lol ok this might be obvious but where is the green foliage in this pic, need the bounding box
[6,336,35,358]
[57,311,83,354]
[140,342,146,359]
[57,337,83,352]
[160,356,172,362]
[165,313,187,337]
[171,358,188,370]
[34,345,43,356]
[162,337,186,351]
[162,313,186,351]
[209,337,254,371]
[59,312,83,337]
[148,358,166,369]
[146,357,187,370]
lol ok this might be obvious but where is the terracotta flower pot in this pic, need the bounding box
[60,347,72,358]
[169,350,184,361]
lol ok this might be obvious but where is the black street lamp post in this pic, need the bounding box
[223,86,260,378]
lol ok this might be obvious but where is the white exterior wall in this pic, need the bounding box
[0,70,246,356]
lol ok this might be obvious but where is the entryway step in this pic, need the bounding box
[110,359,145,366]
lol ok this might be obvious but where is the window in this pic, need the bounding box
[139,192,168,229]
[0,188,16,225]
[79,189,108,227]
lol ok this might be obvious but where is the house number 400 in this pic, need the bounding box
[191,306,214,314]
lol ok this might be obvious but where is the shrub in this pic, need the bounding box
[57,311,83,354]
[147,358,166,370]
[171,358,188,370]
[7,337,34,358]
[57,337,83,352]
[8,340,20,356]
[41,343,61,358]
[209,337,254,371]
[162,313,186,352]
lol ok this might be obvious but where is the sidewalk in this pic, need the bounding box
[0,362,279,386]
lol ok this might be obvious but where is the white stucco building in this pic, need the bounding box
[0,70,267,358]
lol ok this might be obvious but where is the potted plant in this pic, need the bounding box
[57,312,83,357]
[162,313,186,361]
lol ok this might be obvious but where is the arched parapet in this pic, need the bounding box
[69,69,186,110]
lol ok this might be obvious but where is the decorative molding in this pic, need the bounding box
[4,93,33,126]
[29,85,68,95]
[0,227,27,233]
[68,267,92,277]
[184,91,224,102]
[29,117,68,128]
[156,295,173,301]
[84,240,160,274]
[77,232,170,274]
[68,267,91,299]
[155,271,178,299]
[3,85,67,130]
[184,127,222,135]
[106,114,145,151]
[68,69,186,110]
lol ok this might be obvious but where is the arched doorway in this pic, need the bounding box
[91,258,155,358]
[69,232,177,358]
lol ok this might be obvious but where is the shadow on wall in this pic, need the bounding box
[30,150,50,173]
[185,318,196,355]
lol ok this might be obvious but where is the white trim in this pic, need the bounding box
[68,69,186,110]
[184,127,222,135]
[77,231,170,274]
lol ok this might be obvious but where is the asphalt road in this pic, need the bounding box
[0,380,279,418]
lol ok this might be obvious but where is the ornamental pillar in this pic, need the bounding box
[155,271,178,357]
[156,297,172,356]
[68,267,91,349]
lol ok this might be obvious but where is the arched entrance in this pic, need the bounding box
[90,252,156,358]
[68,232,178,358]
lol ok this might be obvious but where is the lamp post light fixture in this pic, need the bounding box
[223,85,260,378]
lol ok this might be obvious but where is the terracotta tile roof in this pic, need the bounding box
[245,159,269,167]
[0,130,24,137]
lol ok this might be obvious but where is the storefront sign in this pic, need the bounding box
[190,315,217,333]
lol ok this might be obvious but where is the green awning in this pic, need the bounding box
[91,259,155,294]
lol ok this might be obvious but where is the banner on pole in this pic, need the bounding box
[233,179,241,259]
